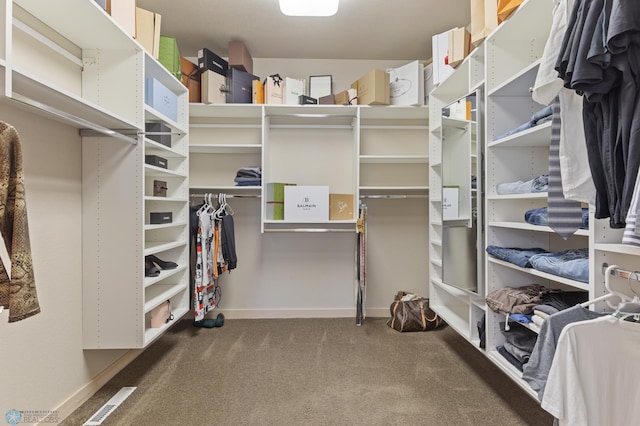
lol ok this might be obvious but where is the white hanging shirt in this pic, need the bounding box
[532,0,595,205]
[541,315,640,425]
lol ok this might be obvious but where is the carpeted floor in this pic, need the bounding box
[61,318,553,425]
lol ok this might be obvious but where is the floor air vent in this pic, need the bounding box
[83,387,136,426]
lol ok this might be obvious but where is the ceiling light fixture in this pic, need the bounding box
[279,0,339,17]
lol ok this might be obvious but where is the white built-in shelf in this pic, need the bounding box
[189,103,263,119]
[488,121,552,148]
[10,67,139,133]
[144,220,188,231]
[144,283,189,313]
[359,186,429,191]
[359,155,429,164]
[144,165,187,178]
[145,141,187,158]
[145,106,185,134]
[144,266,188,288]
[430,302,472,341]
[593,243,640,256]
[488,257,590,291]
[144,196,188,203]
[189,144,262,154]
[489,221,589,237]
[359,105,429,120]
[143,306,188,345]
[487,192,548,200]
[190,185,261,192]
[488,59,541,97]
[487,351,537,399]
[144,240,187,256]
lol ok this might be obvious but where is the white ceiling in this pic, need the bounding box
[136,0,471,61]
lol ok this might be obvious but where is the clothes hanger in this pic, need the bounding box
[581,264,632,309]
[196,193,210,216]
[223,193,234,216]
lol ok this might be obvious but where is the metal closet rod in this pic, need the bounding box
[190,193,261,199]
[602,263,640,282]
[360,194,429,199]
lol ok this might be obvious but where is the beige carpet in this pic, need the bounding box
[61,318,552,425]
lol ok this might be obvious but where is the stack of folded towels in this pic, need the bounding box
[234,167,261,186]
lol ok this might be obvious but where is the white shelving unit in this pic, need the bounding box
[3,0,191,349]
[188,104,429,233]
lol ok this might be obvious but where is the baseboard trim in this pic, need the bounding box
[212,307,389,319]
[52,349,143,424]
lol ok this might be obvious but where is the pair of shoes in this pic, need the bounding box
[146,254,178,270]
[145,258,160,277]
[193,313,225,328]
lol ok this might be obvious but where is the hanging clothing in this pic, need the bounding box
[193,208,216,321]
[541,315,640,425]
[556,0,640,227]
[0,121,40,322]
[532,0,595,205]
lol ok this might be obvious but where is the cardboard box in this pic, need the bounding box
[158,35,181,80]
[144,78,178,122]
[197,47,228,77]
[228,40,253,74]
[135,7,161,59]
[252,79,264,104]
[145,122,171,147]
[180,57,201,103]
[150,212,172,224]
[432,30,455,86]
[264,74,284,104]
[442,187,460,220]
[107,0,136,38]
[388,60,424,106]
[447,27,471,68]
[284,77,305,105]
[227,68,260,104]
[319,94,335,104]
[335,89,357,105]
[145,154,168,169]
[284,186,329,221]
[266,182,296,220]
[357,69,390,105]
[153,180,167,197]
[201,70,227,104]
[329,194,354,220]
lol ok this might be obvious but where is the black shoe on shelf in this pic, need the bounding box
[146,254,178,270]
[145,259,160,277]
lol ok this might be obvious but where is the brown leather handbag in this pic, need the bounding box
[387,291,444,332]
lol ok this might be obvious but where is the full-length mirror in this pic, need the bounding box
[441,91,483,293]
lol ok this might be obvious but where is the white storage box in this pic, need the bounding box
[442,187,459,220]
[388,60,424,106]
[284,186,329,221]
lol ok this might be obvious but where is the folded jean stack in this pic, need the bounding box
[234,167,261,186]
[496,174,548,195]
[524,207,589,229]
[485,246,589,283]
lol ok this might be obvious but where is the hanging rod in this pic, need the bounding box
[10,94,138,145]
[190,193,261,199]
[360,194,429,199]
[602,263,640,282]
[263,228,355,233]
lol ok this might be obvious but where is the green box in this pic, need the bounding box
[266,182,296,220]
[158,35,182,81]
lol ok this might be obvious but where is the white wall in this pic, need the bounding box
[0,106,138,421]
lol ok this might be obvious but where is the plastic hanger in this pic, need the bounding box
[196,193,210,216]
[581,264,631,309]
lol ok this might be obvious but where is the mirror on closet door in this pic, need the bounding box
[441,91,483,294]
